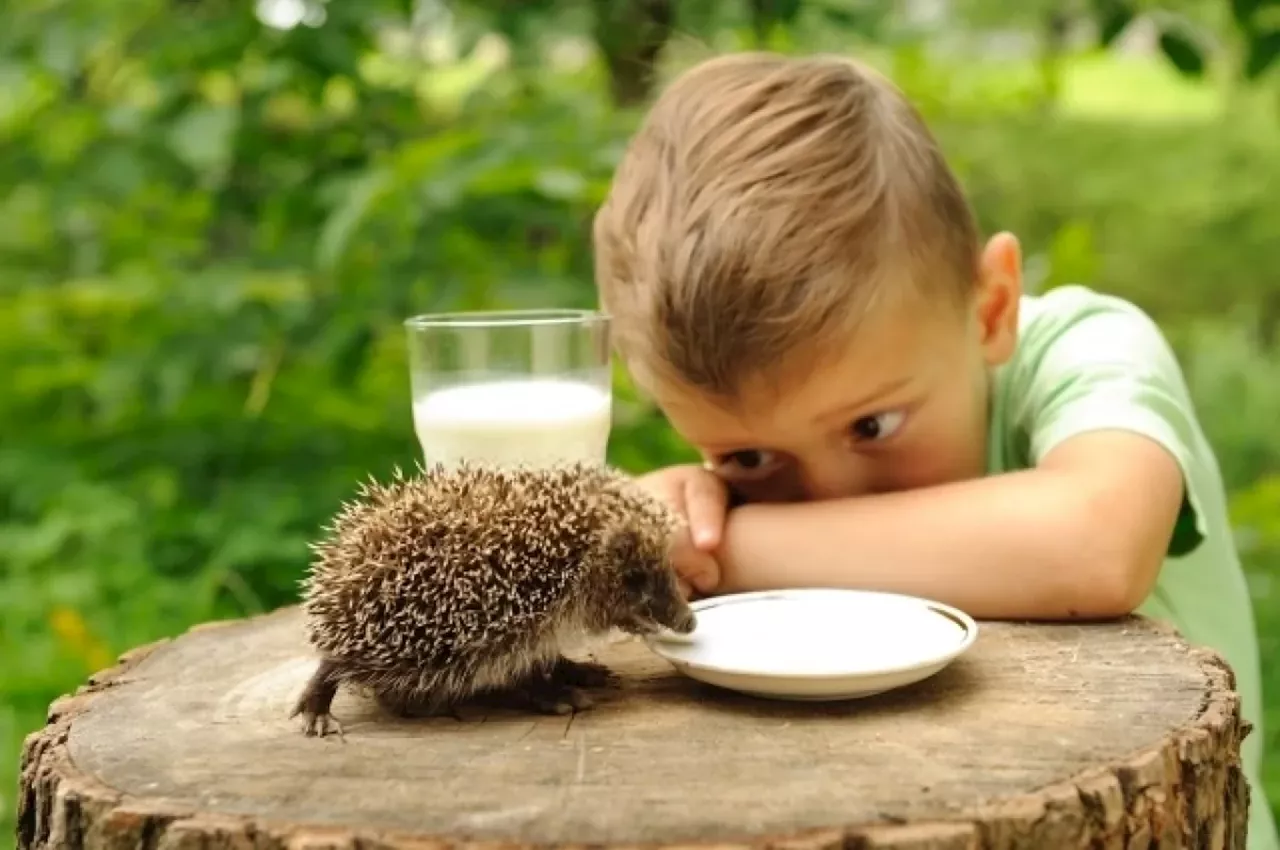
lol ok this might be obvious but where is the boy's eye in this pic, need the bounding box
[714,449,780,479]
[849,410,906,442]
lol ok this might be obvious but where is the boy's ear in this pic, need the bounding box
[974,232,1023,367]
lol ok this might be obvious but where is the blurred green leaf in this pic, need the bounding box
[1244,28,1280,78]
[166,103,240,184]
[1157,27,1206,77]
[1092,0,1136,46]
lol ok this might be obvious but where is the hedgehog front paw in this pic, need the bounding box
[551,656,614,688]
[515,668,594,715]
[523,682,595,715]
[517,656,614,713]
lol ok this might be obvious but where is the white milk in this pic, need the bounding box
[413,379,611,466]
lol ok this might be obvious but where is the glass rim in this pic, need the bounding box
[404,308,610,330]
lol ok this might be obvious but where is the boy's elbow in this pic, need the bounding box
[1040,430,1182,620]
[1087,559,1155,617]
[1061,489,1164,618]
[1060,552,1155,619]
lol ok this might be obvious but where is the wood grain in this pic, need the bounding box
[17,606,1251,849]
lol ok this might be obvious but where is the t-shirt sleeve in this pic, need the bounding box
[1013,288,1208,557]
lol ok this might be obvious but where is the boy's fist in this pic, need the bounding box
[635,464,728,597]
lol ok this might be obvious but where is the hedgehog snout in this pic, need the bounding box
[666,604,697,634]
[620,603,696,637]
[612,580,697,636]
[640,586,697,635]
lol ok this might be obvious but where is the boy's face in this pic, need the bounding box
[643,235,1022,504]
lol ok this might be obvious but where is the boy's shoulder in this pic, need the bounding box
[1014,284,1178,371]
[1019,281,1146,316]
[990,282,1204,520]
[991,281,1211,559]
[1001,283,1194,412]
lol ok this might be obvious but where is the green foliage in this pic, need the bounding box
[1094,0,1139,45]
[1232,0,1280,78]
[2,0,1280,839]
[928,110,1280,327]
[1157,25,1210,74]
[1245,29,1280,77]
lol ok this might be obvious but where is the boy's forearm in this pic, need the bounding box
[715,467,1168,620]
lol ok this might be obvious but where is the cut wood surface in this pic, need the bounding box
[19,605,1251,849]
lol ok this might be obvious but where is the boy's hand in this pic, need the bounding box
[634,464,728,597]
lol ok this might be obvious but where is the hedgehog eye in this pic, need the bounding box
[622,566,649,594]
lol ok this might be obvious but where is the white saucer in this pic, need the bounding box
[645,588,978,701]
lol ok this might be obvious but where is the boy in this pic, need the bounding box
[592,51,1276,847]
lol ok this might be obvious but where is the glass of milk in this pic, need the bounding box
[404,309,613,467]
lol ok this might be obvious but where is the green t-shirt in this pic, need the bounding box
[987,284,1276,849]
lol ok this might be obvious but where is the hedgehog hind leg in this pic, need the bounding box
[291,658,346,740]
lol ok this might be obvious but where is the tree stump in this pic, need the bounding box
[18,606,1251,850]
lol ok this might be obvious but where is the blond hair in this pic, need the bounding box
[592,51,981,400]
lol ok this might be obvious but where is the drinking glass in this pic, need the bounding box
[404,309,613,467]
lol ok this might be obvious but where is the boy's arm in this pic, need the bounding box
[715,428,1184,619]
[715,291,1205,620]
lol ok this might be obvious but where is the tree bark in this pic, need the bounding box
[18,606,1252,849]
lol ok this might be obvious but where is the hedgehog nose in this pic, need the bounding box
[672,607,697,634]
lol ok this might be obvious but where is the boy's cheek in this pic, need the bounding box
[878,435,988,491]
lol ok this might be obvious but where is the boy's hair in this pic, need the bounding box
[592,51,982,400]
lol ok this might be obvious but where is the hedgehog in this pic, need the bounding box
[289,459,697,737]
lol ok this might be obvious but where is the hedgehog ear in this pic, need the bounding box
[604,526,649,591]
[605,526,642,566]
